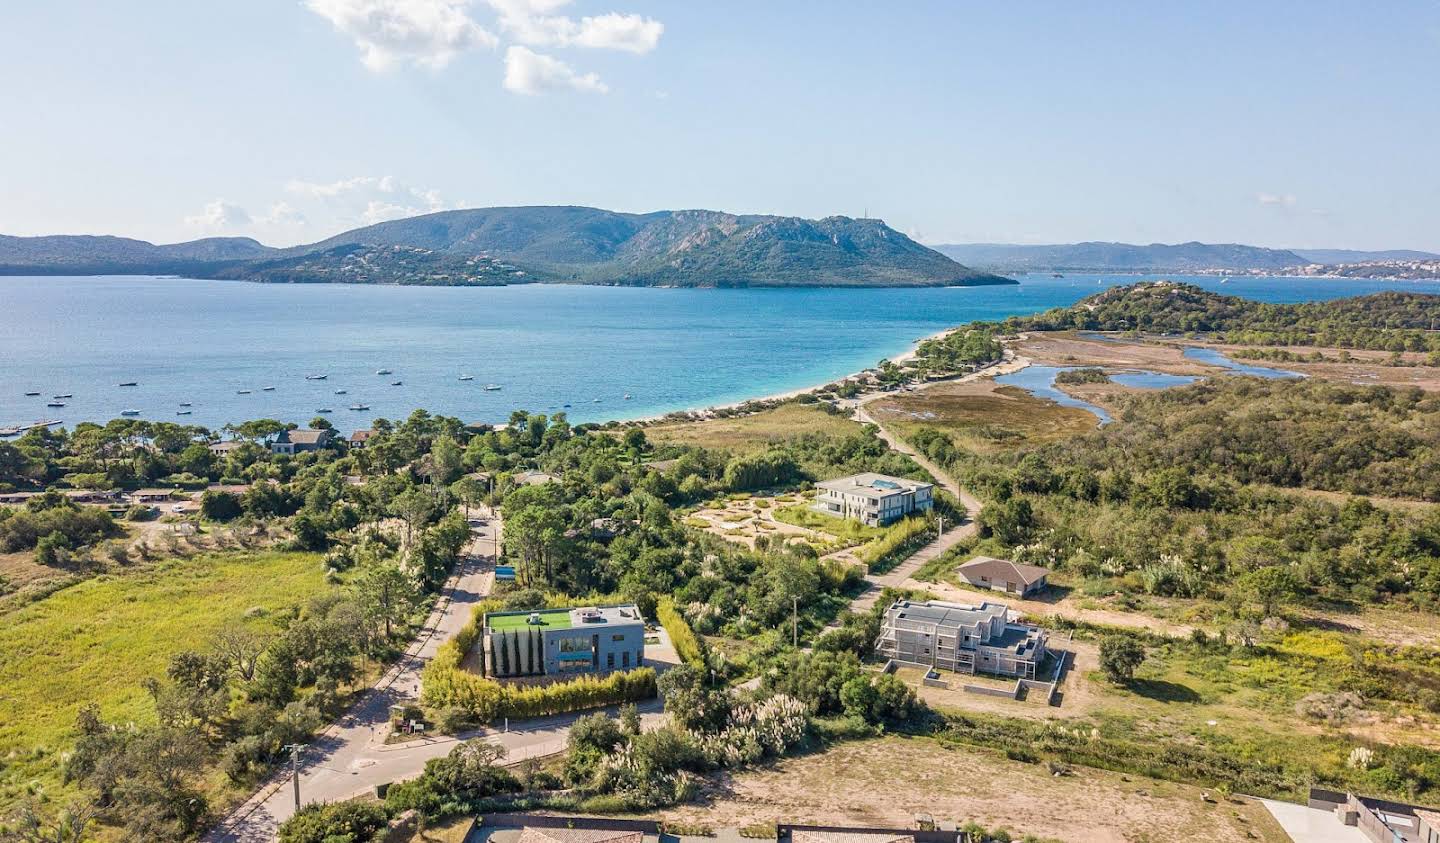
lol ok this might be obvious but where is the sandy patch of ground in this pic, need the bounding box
[1015,333,1214,374]
[686,496,866,567]
[867,378,1099,452]
[1018,331,1440,392]
[663,736,1289,843]
[907,579,1196,640]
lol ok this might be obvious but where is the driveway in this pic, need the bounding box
[206,507,503,842]
[846,401,980,613]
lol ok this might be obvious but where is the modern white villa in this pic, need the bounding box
[814,472,934,526]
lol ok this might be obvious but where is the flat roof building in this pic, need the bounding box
[877,598,1049,679]
[814,472,933,526]
[483,604,646,678]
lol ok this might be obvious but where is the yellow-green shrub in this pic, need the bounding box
[422,594,658,722]
[657,596,705,668]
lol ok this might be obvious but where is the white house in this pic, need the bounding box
[814,472,933,526]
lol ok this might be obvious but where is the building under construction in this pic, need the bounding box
[876,598,1049,678]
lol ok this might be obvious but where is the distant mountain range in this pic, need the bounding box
[0,207,1013,288]
[931,241,1310,273]
[1288,248,1440,264]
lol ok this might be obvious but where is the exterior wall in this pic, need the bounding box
[816,485,934,526]
[486,621,645,678]
[542,625,646,676]
[962,572,1047,596]
[878,611,1046,679]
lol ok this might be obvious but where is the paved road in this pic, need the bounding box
[206,508,503,842]
[847,400,981,612]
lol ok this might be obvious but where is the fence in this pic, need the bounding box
[779,823,971,843]
[481,814,663,833]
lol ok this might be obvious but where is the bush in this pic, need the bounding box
[657,596,706,668]
[860,516,933,574]
[277,800,388,843]
[1099,635,1146,683]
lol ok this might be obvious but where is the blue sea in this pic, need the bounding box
[2,273,1439,431]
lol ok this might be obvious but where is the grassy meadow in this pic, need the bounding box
[870,382,1098,453]
[0,551,329,805]
[642,403,863,453]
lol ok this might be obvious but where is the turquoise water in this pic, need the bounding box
[1182,346,1304,379]
[994,366,1114,424]
[2,273,1437,430]
[1110,371,1198,389]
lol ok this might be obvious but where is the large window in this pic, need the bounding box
[556,636,594,673]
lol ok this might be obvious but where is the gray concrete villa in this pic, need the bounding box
[482,604,646,678]
[814,472,934,526]
[877,598,1049,678]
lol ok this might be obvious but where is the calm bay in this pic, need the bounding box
[3,273,1439,431]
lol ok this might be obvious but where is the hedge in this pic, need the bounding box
[422,596,657,723]
[656,596,706,668]
[860,515,933,574]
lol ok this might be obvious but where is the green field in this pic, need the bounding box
[643,403,863,453]
[0,551,329,805]
[772,502,888,544]
[487,608,573,631]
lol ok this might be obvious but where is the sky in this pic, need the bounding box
[1,1,1437,251]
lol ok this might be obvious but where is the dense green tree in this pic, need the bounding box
[1099,636,1146,683]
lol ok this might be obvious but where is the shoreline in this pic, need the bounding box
[616,326,962,425]
[619,328,1037,428]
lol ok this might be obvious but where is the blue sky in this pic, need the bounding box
[1,1,1437,250]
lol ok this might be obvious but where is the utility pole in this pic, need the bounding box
[284,743,303,810]
[937,514,944,539]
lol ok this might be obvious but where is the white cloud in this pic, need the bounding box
[570,12,662,53]
[1257,192,1298,208]
[503,45,608,94]
[259,201,307,227]
[305,0,497,71]
[361,199,421,224]
[487,0,662,53]
[184,200,252,229]
[286,175,459,226]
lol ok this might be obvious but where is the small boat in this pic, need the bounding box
[176,410,192,416]
[484,384,502,391]
[237,389,252,395]
[53,393,72,399]
[390,381,402,386]
[592,398,601,403]
[47,401,66,407]
[306,374,328,380]
[262,386,276,391]
[316,407,333,413]
[120,410,140,416]
[458,375,474,381]
[624,393,632,400]
[376,369,392,375]
[118,381,137,387]
[334,389,347,395]
[179,402,192,407]
[348,403,369,411]
[562,403,571,408]
[24,391,40,396]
